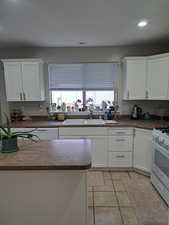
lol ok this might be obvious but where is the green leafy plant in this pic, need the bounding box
[0,113,39,141]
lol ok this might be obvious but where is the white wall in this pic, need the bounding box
[1,44,169,116]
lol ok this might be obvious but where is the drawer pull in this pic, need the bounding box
[116,138,125,142]
[35,129,49,132]
[115,132,126,135]
[116,155,125,158]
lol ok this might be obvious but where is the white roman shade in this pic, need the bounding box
[48,63,119,90]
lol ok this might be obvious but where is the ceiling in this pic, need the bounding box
[0,0,169,47]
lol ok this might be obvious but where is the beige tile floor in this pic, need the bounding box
[88,171,168,225]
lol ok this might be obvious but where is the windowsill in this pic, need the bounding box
[50,111,120,115]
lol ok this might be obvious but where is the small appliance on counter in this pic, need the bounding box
[143,112,151,120]
[107,109,113,120]
[162,115,169,121]
[56,113,65,121]
[130,104,142,120]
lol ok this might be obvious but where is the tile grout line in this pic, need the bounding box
[92,186,96,225]
[127,171,132,179]
[120,172,141,225]
[111,172,125,225]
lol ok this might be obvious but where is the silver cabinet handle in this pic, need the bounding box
[20,93,23,101]
[145,90,149,99]
[116,155,125,158]
[35,129,49,132]
[127,90,129,99]
[115,132,126,135]
[116,138,125,142]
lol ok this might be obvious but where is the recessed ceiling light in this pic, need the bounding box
[138,20,148,28]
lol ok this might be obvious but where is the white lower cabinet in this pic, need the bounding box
[89,136,107,167]
[108,128,133,168]
[108,152,132,167]
[12,128,59,140]
[11,126,153,171]
[59,128,108,168]
[108,136,132,152]
[59,127,134,168]
[134,128,152,173]
[60,136,107,168]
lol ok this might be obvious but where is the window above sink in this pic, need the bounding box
[48,63,120,113]
[50,90,115,113]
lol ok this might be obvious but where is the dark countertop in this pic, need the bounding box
[0,140,92,170]
[9,119,169,130]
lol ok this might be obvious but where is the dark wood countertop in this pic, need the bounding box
[8,119,169,130]
[0,140,92,170]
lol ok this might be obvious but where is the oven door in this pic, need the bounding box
[152,142,169,190]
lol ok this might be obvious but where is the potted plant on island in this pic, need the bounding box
[0,114,39,153]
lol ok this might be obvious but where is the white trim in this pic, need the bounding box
[124,52,169,61]
[1,58,43,63]
[148,52,169,59]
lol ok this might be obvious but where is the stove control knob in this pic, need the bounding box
[166,143,169,151]
[158,137,163,144]
[162,140,169,150]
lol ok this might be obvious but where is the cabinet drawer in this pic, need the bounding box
[108,152,132,167]
[59,127,107,136]
[108,128,133,136]
[108,136,132,152]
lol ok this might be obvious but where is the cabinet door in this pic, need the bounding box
[125,59,147,99]
[108,136,132,152]
[108,152,132,167]
[4,62,23,101]
[89,136,107,168]
[134,128,152,173]
[12,128,59,140]
[21,62,44,101]
[59,135,83,139]
[147,57,169,100]
[59,135,107,168]
[33,128,59,140]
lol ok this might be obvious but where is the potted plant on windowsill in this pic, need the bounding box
[0,114,39,153]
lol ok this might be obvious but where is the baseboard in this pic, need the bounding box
[89,167,133,172]
[133,168,150,177]
[89,167,150,177]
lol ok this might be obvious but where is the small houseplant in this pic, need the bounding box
[0,114,39,153]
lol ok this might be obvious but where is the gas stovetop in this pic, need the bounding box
[156,127,169,134]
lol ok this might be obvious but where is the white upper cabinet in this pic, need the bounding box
[123,53,169,100]
[21,62,44,101]
[3,62,23,101]
[3,59,45,102]
[123,57,147,100]
[147,55,169,100]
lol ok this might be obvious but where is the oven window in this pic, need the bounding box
[154,149,169,178]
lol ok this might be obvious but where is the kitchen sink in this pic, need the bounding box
[63,119,118,125]
[62,119,85,125]
[84,119,105,125]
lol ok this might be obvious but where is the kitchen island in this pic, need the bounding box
[0,139,91,225]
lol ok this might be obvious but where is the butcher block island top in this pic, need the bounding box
[0,139,92,170]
